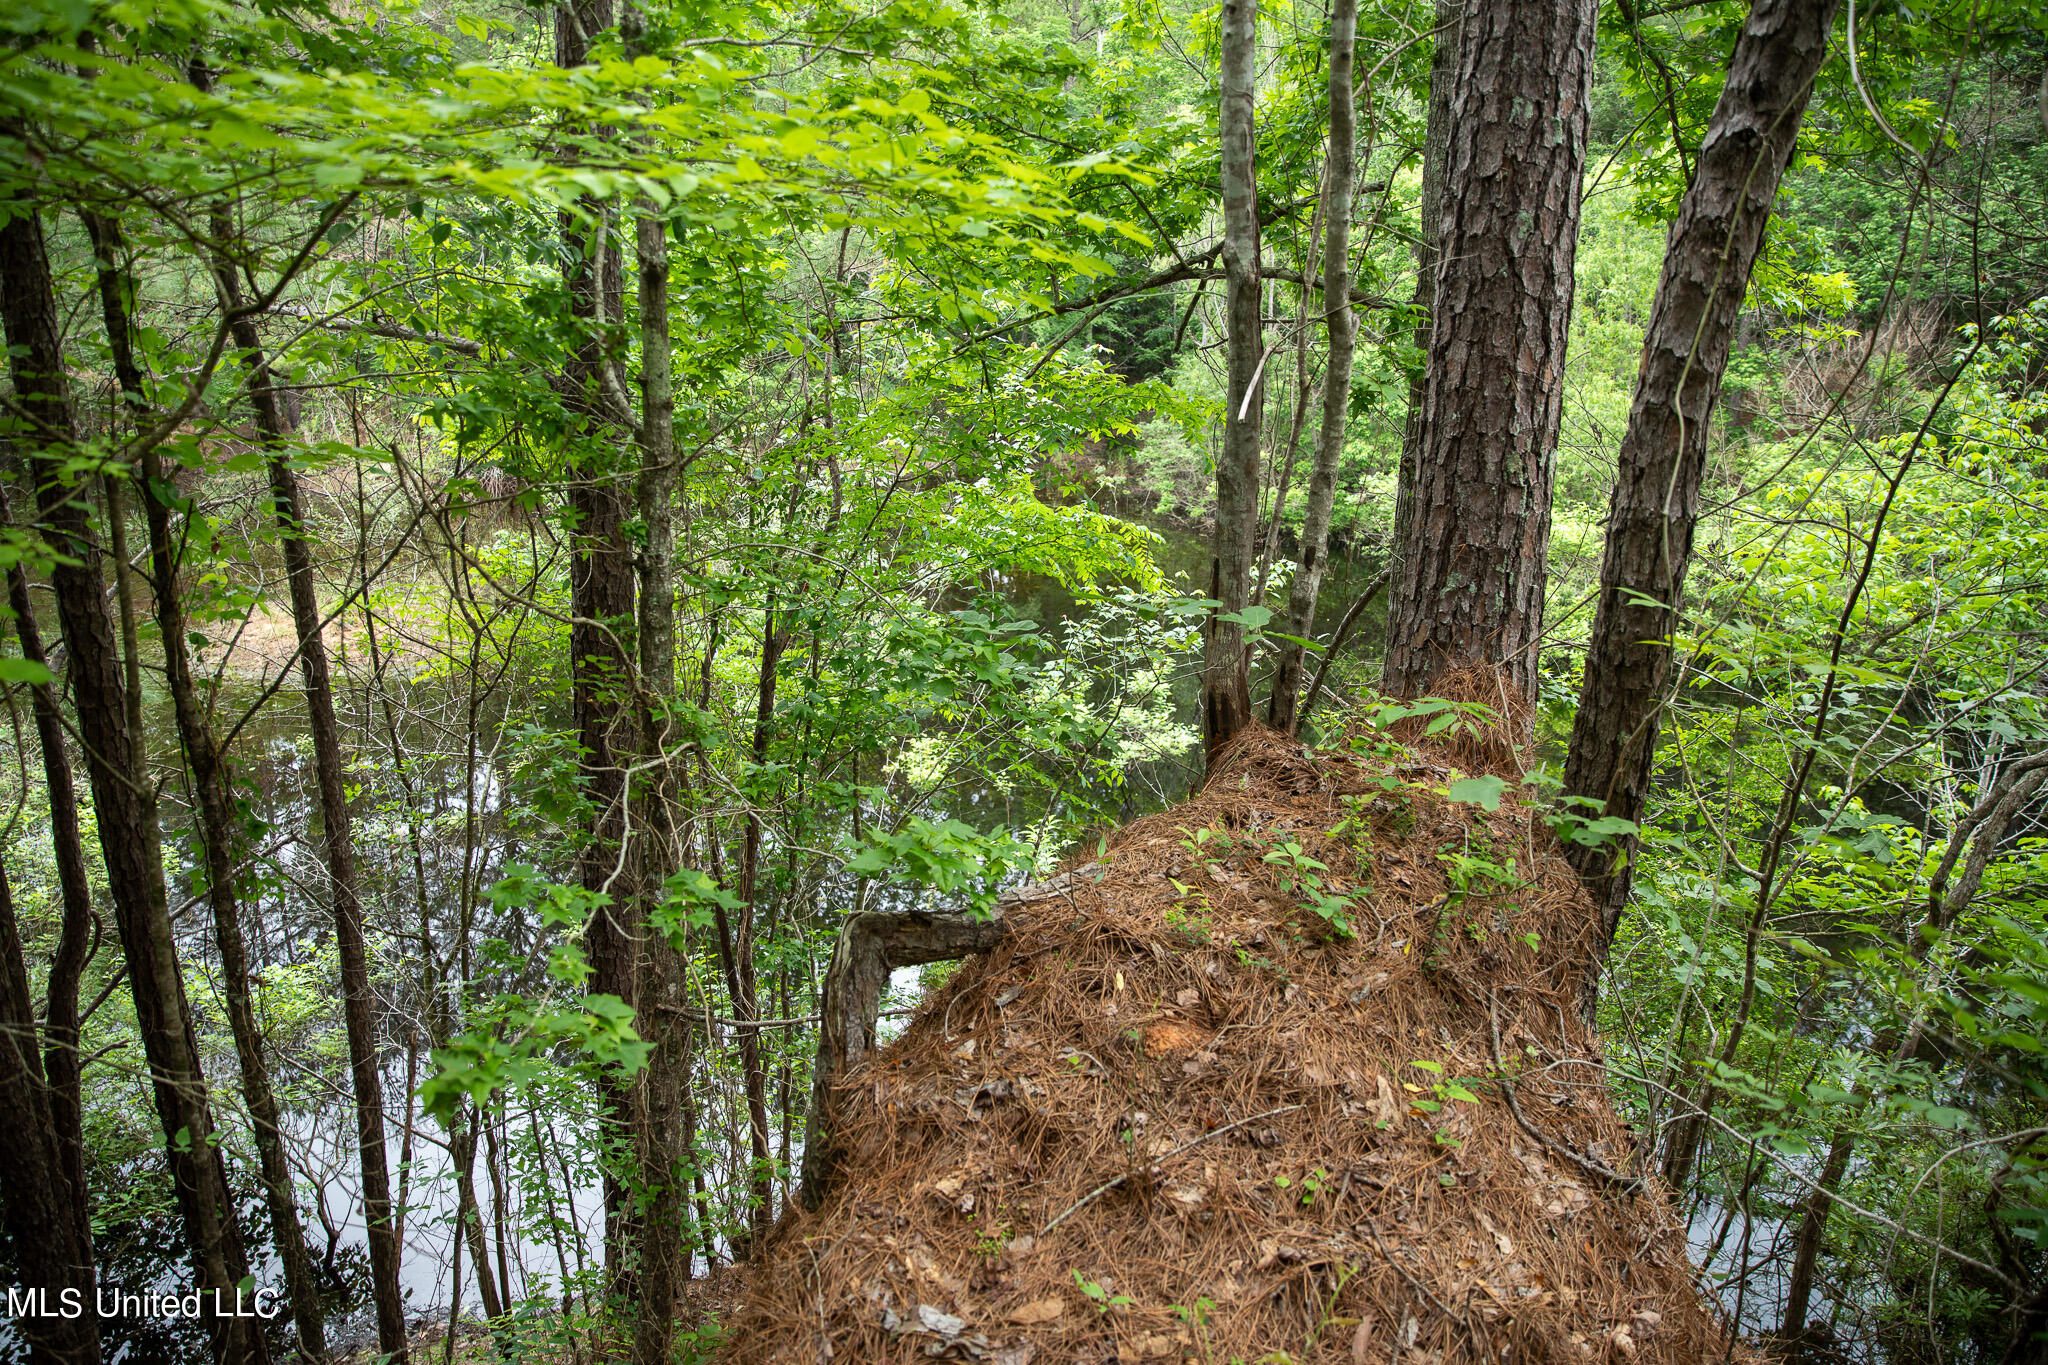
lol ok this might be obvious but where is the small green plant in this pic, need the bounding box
[1262,840,1359,940]
[1177,823,1234,860]
[1303,1262,1360,1353]
[1164,881,1212,945]
[1170,1296,1217,1364]
[973,1222,1012,1259]
[1358,695,1499,745]
[1405,1059,1482,1116]
[1524,768,1640,850]
[1073,1269,1132,1314]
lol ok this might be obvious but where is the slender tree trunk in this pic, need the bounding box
[727,611,783,1248]
[554,1,643,1296]
[0,486,94,1250]
[1561,0,1840,957]
[1389,0,1462,591]
[1268,0,1358,734]
[1778,1122,1854,1339]
[84,200,331,1358]
[450,1104,506,1321]
[1203,0,1263,768]
[0,137,264,1365]
[624,3,693,1347]
[1775,755,2047,1339]
[147,436,331,1361]
[0,854,100,1365]
[1379,0,1597,709]
[193,188,409,1358]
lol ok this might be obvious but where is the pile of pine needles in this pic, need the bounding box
[721,714,1727,1364]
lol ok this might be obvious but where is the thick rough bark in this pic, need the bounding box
[1,154,263,1365]
[0,856,99,1365]
[1268,0,1358,735]
[1561,0,1840,948]
[1380,0,1596,707]
[1202,0,1263,769]
[1389,0,1462,586]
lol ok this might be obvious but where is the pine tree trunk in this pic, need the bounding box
[1561,0,1840,951]
[1203,0,1263,768]
[1380,0,1596,707]
[1,140,264,1365]
[1268,0,1357,734]
[1389,0,1462,590]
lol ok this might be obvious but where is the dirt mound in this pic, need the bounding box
[721,726,1726,1364]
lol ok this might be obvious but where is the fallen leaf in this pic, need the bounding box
[1176,987,1202,1008]
[1351,1319,1374,1365]
[1004,1299,1064,1325]
[1371,1073,1402,1126]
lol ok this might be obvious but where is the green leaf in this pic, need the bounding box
[1446,775,1505,811]
[0,657,55,686]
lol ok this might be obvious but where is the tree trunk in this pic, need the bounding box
[623,3,693,1348]
[799,905,1014,1208]
[0,854,100,1365]
[0,138,264,1365]
[725,609,784,1249]
[1203,0,1263,769]
[84,200,331,1358]
[1267,0,1358,734]
[192,188,409,1357]
[1389,0,1462,592]
[1561,0,1840,954]
[0,486,95,1254]
[554,0,643,1294]
[450,1103,506,1321]
[1379,0,1596,708]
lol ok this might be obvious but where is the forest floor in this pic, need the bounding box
[718,712,1731,1364]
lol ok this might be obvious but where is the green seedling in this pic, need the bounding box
[1073,1270,1132,1314]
